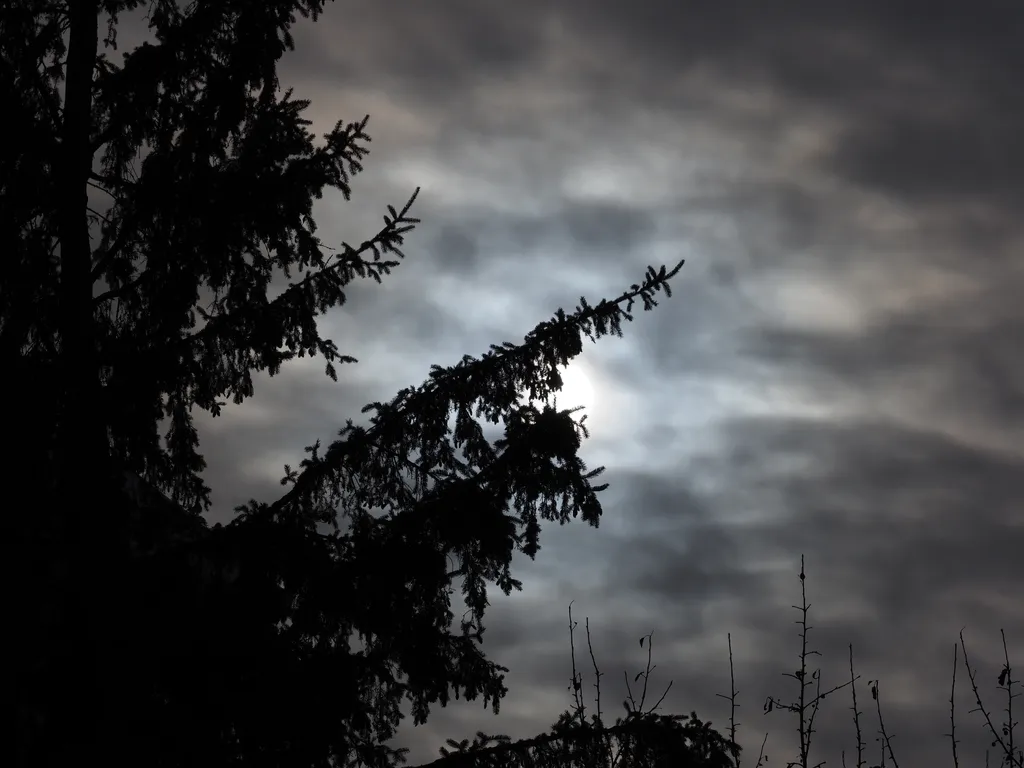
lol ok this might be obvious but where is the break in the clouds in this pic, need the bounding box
[111,1,1023,764]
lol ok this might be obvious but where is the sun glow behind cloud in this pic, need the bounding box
[518,359,599,423]
[551,359,597,415]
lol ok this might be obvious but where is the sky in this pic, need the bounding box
[112,2,1024,766]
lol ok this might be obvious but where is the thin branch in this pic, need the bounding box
[715,632,743,768]
[92,267,150,305]
[87,205,112,225]
[848,644,866,768]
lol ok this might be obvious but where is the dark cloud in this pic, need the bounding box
[428,222,480,275]
[705,417,1024,609]
[570,1,1024,220]
[745,269,1024,432]
[297,0,1024,221]
[598,472,761,609]
[833,110,1024,210]
[561,200,659,253]
[417,200,661,282]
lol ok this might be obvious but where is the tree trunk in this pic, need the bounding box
[47,2,126,765]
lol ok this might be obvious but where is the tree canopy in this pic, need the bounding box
[3,3,709,767]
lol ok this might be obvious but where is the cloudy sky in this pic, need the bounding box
[120,2,1024,765]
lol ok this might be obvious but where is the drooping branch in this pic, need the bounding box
[269,260,684,524]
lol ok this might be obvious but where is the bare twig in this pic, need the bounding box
[715,632,744,767]
[567,602,587,728]
[752,732,769,768]
[763,556,853,768]
[945,640,962,768]
[960,629,1023,767]
[848,644,866,768]
[867,678,900,768]
[623,632,672,719]
[999,629,1021,768]
[585,617,604,726]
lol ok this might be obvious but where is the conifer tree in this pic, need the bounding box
[4,3,688,767]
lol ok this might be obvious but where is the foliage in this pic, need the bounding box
[421,603,737,768]
[425,712,734,768]
[3,2,688,767]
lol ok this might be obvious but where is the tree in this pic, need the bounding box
[4,3,689,767]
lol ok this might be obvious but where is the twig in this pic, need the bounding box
[567,602,587,728]
[763,556,853,768]
[847,644,866,768]
[715,632,743,767]
[960,629,1023,767]
[945,640,961,768]
[867,679,900,768]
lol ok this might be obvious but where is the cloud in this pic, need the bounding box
[100,2,1024,764]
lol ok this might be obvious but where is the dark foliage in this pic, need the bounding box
[3,2,691,767]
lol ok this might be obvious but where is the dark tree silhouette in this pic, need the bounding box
[4,3,687,767]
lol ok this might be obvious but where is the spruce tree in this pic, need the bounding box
[4,3,687,766]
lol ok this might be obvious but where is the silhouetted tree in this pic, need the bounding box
[4,3,686,767]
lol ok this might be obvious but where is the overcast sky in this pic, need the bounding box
[116,2,1024,765]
